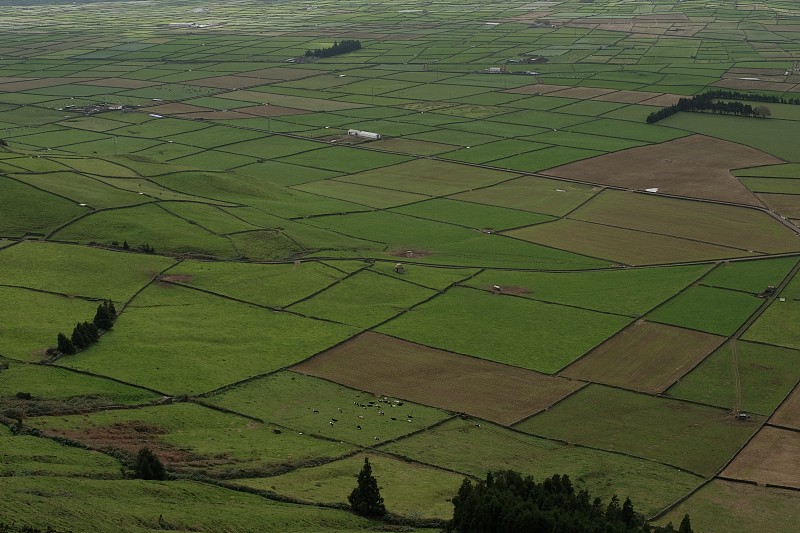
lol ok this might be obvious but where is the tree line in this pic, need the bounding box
[645,90,782,123]
[348,460,695,532]
[305,39,361,58]
[55,300,116,356]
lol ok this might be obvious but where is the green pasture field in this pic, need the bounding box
[734,162,800,178]
[784,268,800,299]
[516,384,760,477]
[366,262,478,290]
[567,118,688,143]
[207,371,451,447]
[489,145,603,173]
[661,113,800,161]
[51,156,140,177]
[28,402,355,477]
[656,480,800,533]
[648,285,763,336]
[336,159,518,196]
[293,179,427,209]
[441,139,549,165]
[10,171,151,209]
[379,418,702,518]
[0,477,376,532]
[288,270,435,327]
[391,198,554,230]
[700,257,798,293]
[463,264,709,317]
[739,177,800,194]
[228,230,303,260]
[59,284,358,394]
[277,146,411,174]
[450,175,600,217]
[158,201,259,234]
[234,160,342,186]
[306,211,609,269]
[0,432,121,478]
[165,260,349,308]
[52,203,240,258]
[742,298,800,350]
[506,218,750,265]
[377,286,631,373]
[571,190,800,254]
[0,240,174,301]
[236,453,464,519]
[0,176,87,237]
[150,171,365,218]
[667,341,800,415]
[0,286,99,361]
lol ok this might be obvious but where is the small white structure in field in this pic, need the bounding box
[347,129,381,140]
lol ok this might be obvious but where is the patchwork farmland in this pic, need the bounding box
[0,0,799,531]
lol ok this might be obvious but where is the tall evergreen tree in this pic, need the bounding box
[348,457,386,517]
[57,332,76,355]
[93,300,116,330]
[678,514,693,533]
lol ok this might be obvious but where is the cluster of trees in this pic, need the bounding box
[699,89,800,105]
[445,471,693,533]
[646,91,774,123]
[55,300,116,355]
[109,241,155,254]
[305,39,361,58]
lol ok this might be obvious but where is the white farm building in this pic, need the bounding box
[347,129,381,140]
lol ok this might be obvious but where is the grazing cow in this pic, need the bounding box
[356,425,361,430]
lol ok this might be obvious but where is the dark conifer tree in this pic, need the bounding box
[678,514,694,533]
[348,457,386,517]
[57,332,76,355]
[134,447,167,480]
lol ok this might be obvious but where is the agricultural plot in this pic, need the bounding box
[379,418,702,518]
[569,190,800,254]
[560,321,725,393]
[656,480,800,533]
[464,264,708,317]
[722,426,800,489]
[377,287,631,374]
[294,332,582,425]
[236,453,464,520]
[0,477,374,532]
[771,384,800,430]
[668,341,800,416]
[0,240,174,301]
[544,135,777,205]
[28,402,354,478]
[742,298,800,350]
[515,384,761,477]
[700,257,798,293]
[0,286,101,362]
[207,371,451,446]
[390,198,553,231]
[58,284,358,394]
[0,431,122,478]
[0,177,87,237]
[648,285,763,336]
[506,218,748,265]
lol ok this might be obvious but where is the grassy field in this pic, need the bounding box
[515,384,761,477]
[377,287,631,373]
[2,0,800,529]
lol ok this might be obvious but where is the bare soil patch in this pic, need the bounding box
[545,135,780,205]
[723,426,800,488]
[593,90,661,104]
[771,384,800,430]
[158,274,193,283]
[758,193,800,220]
[638,93,684,107]
[293,332,582,425]
[42,421,228,468]
[560,321,725,393]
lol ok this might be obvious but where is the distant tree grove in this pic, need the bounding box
[644,88,800,123]
[305,39,361,58]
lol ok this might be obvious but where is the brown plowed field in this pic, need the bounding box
[292,332,583,425]
[758,193,800,219]
[545,135,780,205]
[771,384,800,430]
[722,426,800,488]
[638,93,684,107]
[593,90,664,104]
[560,321,725,393]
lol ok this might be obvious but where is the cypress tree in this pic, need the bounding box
[678,514,693,533]
[93,300,116,330]
[348,457,386,517]
[57,332,76,355]
[71,322,89,349]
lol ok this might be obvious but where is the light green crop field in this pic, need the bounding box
[2,0,800,530]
